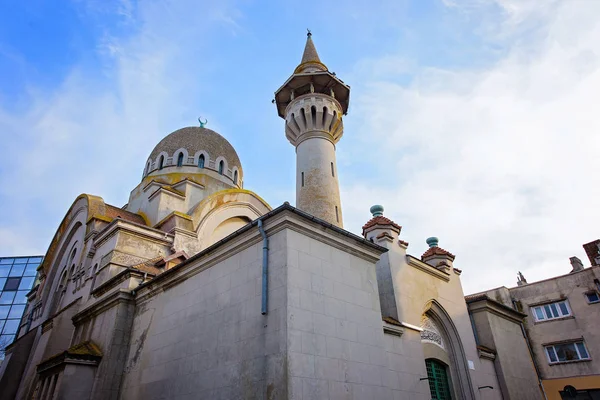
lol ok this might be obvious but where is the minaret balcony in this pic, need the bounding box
[284,93,344,146]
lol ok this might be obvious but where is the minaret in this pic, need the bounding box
[274,32,350,227]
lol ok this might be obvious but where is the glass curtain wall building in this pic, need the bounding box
[0,256,43,348]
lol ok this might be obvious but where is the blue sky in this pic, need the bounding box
[1,0,599,293]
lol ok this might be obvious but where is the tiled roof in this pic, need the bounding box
[130,256,164,276]
[362,216,401,234]
[67,341,103,357]
[464,293,488,303]
[376,232,394,240]
[421,246,455,261]
[105,204,146,225]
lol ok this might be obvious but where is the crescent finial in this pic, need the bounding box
[198,117,208,128]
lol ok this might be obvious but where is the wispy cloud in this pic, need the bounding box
[0,0,242,255]
[343,0,600,293]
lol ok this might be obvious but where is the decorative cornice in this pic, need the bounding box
[477,345,496,361]
[91,270,144,298]
[94,219,173,249]
[148,186,185,202]
[74,289,134,325]
[466,295,527,323]
[37,341,102,374]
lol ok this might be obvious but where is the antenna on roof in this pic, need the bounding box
[198,117,208,128]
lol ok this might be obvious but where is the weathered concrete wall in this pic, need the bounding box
[383,329,431,399]
[0,329,37,400]
[285,229,393,399]
[470,303,542,399]
[120,229,288,399]
[56,364,96,400]
[509,267,600,381]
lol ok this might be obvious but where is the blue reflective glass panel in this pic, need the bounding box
[0,266,10,278]
[0,306,9,319]
[19,277,35,291]
[27,257,43,263]
[13,291,28,305]
[8,305,25,319]
[3,319,19,335]
[0,292,16,305]
[9,265,25,277]
[0,334,14,347]
[13,258,27,264]
[0,259,14,265]
[24,264,39,277]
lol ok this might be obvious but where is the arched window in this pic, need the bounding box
[198,154,205,168]
[159,156,164,170]
[177,153,184,167]
[145,161,151,176]
[425,359,452,400]
[57,270,68,292]
[234,170,238,184]
[218,160,224,175]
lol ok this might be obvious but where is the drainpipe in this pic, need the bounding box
[258,218,269,315]
[513,299,548,400]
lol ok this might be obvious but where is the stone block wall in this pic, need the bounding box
[120,229,289,400]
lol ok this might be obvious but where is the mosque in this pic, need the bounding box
[0,33,546,400]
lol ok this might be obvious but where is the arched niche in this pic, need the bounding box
[190,189,271,249]
[211,216,253,246]
[422,299,476,400]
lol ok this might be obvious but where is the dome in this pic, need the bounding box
[144,126,243,183]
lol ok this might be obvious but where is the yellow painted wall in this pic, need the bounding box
[542,375,600,400]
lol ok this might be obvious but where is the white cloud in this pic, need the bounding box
[343,0,600,293]
[0,0,241,256]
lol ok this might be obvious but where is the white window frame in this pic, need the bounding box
[545,341,590,364]
[531,300,572,322]
[585,292,600,304]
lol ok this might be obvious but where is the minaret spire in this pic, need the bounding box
[274,33,351,228]
[295,31,328,74]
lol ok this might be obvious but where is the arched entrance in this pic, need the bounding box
[422,300,476,400]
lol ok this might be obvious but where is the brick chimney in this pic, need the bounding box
[570,256,584,273]
[582,239,600,267]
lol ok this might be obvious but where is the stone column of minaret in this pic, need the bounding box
[274,32,350,228]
